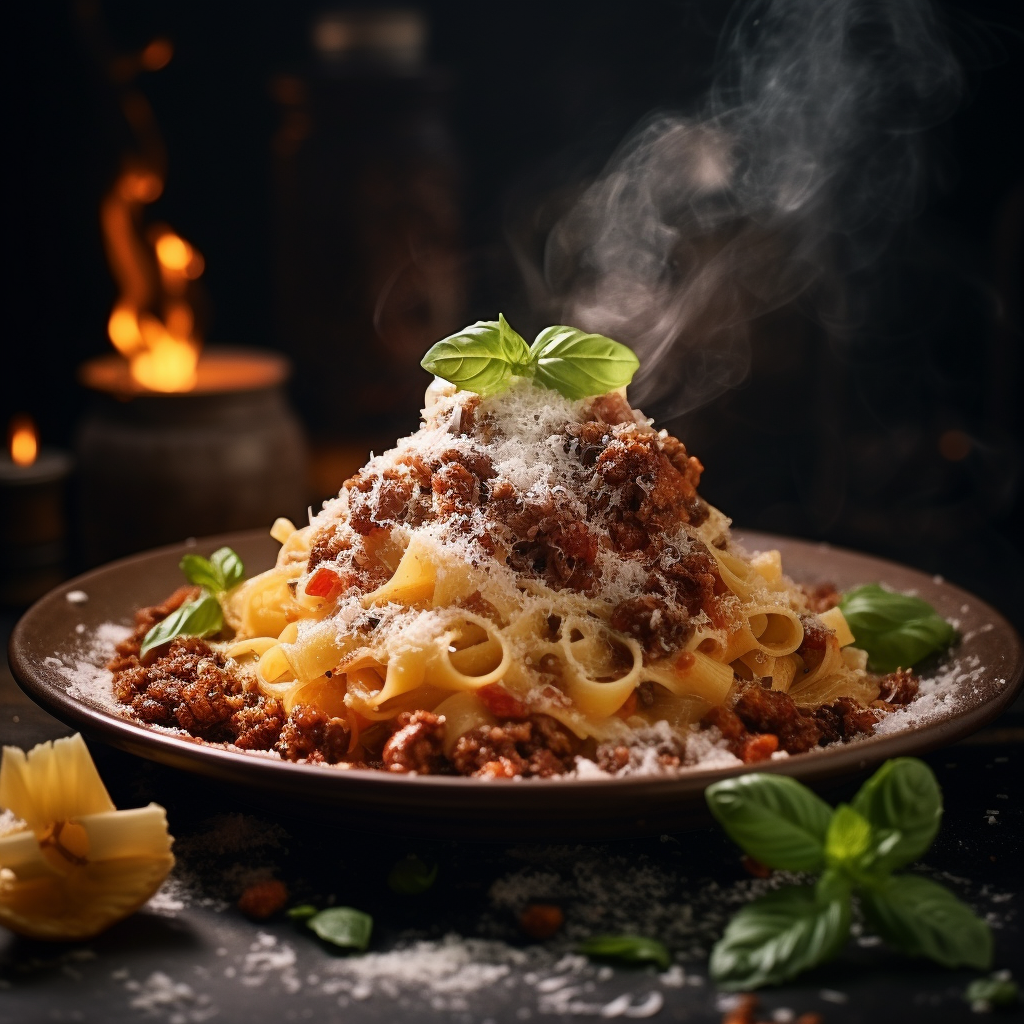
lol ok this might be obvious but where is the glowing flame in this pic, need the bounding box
[8,416,38,467]
[97,36,205,393]
[131,335,199,392]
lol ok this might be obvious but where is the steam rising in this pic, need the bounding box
[544,0,962,416]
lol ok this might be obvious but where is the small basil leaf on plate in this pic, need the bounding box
[577,935,671,971]
[709,886,851,991]
[965,976,1019,1008]
[860,875,992,970]
[286,904,318,920]
[179,554,224,593]
[387,854,438,895]
[139,594,224,658]
[210,547,245,591]
[421,317,532,397]
[307,907,373,952]
[529,326,639,400]
[838,584,955,672]
[824,804,872,869]
[705,774,833,872]
[851,758,942,874]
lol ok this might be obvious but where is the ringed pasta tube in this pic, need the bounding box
[710,548,765,602]
[645,650,735,706]
[769,654,799,693]
[746,606,804,657]
[558,616,642,719]
[429,614,512,692]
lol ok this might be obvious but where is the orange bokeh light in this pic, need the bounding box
[155,232,192,272]
[140,38,174,72]
[107,303,144,355]
[9,415,38,467]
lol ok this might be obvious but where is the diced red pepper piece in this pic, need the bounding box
[306,567,343,601]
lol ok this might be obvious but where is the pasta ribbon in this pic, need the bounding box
[361,537,436,608]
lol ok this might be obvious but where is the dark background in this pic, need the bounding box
[5,0,1023,624]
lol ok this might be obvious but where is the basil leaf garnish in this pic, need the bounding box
[851,758,943,874]
[705,774,833,872]
[860,876,992,970]
[139,594,224,658]
[838,584,955,672]
[307,907,373,952]
[530,326,640,400]
[421,315,532,397]
[387,854,438,895]
[824,804,872,869]
[709,886,851,991]
[577,935,671,971]
[421,316,640,400]
[210,547,245,590]
[706,757,993,988]
[180,546,245,593]
[179,554,225,593]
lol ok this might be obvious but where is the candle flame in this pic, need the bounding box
[9,416,38,467]
[96,34,203,394]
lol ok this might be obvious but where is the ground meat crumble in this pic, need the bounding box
[108,387,914,776]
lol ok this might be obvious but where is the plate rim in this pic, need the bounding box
[8,528,1024,805]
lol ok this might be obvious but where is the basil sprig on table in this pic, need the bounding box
[305,907,374,952]
[838,584,955,673]
[706,759,992,990]
[421,315,640,400]
[578,935,672,971]
[139,546,245,658]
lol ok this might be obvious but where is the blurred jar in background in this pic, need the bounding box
[272,7,465,492]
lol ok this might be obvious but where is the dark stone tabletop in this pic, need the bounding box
[2,611,1021,1024]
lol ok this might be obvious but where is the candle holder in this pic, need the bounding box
[0,447,72,607]
[76,347,307,565]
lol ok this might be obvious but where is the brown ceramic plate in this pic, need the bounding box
[8,530,1024,840]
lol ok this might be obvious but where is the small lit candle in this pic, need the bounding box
[0,417,73,606]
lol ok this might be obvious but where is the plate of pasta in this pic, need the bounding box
[9,321,1024,838]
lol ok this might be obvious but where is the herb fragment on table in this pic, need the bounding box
[966,973,1019,1009]
[705,758,992,990]
[140,546,246,657]
[387,854,438,895]
[838,584,956,672]
[578,935,672,971]
[286,903,318,920]
[420,316,639,400]
[307,907,373,952]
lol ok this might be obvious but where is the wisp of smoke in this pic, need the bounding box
[543,0,962,416]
